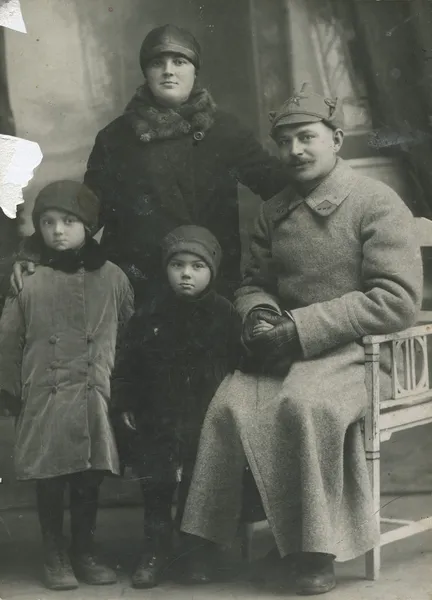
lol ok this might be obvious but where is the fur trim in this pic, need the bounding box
[39,236,107,273]
[124,84,216,143]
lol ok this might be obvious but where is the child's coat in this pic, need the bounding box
[0,259,134,480]
[112,286,241,484]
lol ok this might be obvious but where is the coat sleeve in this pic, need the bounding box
[111,307,151,414]
[235,203,282,320]
[0,295,25,412]
[225,115,289,200]
[117,276,135,340]
[84,128,118,235]
[291,194,423,359]
[227,303,243,371]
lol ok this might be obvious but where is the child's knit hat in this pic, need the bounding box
[32,180,100,232]
[162,225,222,279]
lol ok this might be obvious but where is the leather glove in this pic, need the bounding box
[242,307,282,351]
[241,311,300,378]
[259,312,299,361]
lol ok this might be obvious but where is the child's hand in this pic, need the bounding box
[121,411,137,432]
[252,319,275,337]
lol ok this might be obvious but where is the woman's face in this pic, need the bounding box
[145,53,196,107]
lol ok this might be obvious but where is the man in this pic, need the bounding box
[180,83,423,595]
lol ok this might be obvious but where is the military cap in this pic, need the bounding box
[269,82,344,137]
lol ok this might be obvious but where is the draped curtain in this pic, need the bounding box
[0,28,14,135]
[351,0,432,218]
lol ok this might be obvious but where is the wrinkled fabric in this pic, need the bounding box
[182,159,422,561]
[0,260,134,480]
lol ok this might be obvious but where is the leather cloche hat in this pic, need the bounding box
[140,24,201,73]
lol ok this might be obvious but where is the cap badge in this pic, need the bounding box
[288,94,302,106]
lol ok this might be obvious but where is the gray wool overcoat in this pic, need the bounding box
[0,261,134,480]
[181,158,423,561]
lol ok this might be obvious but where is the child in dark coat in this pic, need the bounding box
[112,225,241,588]
[0,181,134,591]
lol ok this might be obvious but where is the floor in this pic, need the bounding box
[0,494,431,599]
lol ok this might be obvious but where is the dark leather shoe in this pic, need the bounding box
[184,542,216,584]
[71,552,117,585]
[131,552,169,589]
[43,540,78,591]
[186,556,214,584]
[296,553,336,595]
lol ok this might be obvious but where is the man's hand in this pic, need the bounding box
[11,260,35,295]
[121,411,137,432]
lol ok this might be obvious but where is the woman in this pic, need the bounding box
[83,24,289,301]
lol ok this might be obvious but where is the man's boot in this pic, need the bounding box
[69,480,117,585]
[182,535,216,584]
[295,553,336,595]
[36,479,78,591]
[131,517,173,588]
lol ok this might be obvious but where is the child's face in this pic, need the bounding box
[167,252,212,297]
[39,209,86,251]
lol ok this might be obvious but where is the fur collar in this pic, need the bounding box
[124,84,216,143]
[39,237,107,273]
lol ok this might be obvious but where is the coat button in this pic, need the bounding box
[86,334,94,344]
[49,335,58,344]
[193,131,204,141]
[87,360,93,367]
[87,383,93,390]
[51,386,57,394]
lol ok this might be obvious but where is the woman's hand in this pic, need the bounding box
[121,411,137,432]
[11,261,36,294]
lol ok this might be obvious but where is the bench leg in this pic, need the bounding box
[365,546,380,581]
[365,450,381,580]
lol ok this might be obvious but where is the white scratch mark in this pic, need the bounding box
[0,0,26,33]
[0,135,42,218]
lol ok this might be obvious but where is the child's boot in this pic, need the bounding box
[69,482,117,585]
[43,533,79,591]
[131,517,173,588]
[37,479,78,590]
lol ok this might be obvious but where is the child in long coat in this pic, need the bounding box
[0,181,134,591]
[111,225,241,589]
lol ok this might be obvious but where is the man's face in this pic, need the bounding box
[274,121,343,187]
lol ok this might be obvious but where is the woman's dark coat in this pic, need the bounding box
[84,87,289,299]
[111,286,241,486]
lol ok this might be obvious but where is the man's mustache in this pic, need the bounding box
[289,159,313,166]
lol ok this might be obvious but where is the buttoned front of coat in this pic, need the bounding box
[0,261,134,480]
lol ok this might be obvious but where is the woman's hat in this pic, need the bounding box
[32,180,100,232]
[140,24,201,73]
[162,225,222,279]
